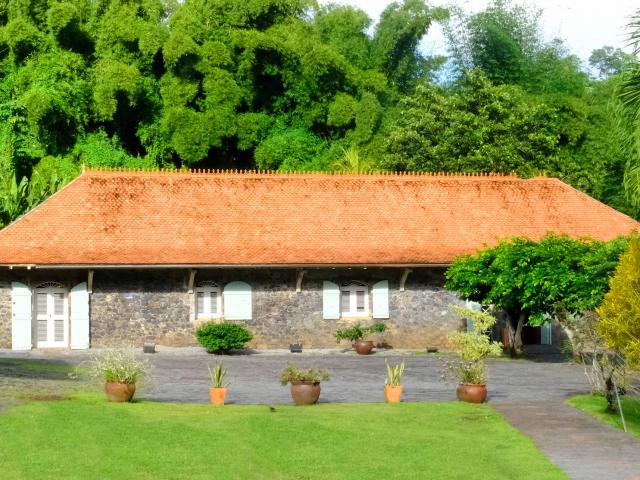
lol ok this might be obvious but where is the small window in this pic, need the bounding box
[340,282,369,317]
[194,282,222,320]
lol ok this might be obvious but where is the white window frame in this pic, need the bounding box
[194,282,222,321]
[340,282,370,318]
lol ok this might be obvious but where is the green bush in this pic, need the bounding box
[280,365,330,385]
[196,322,253,354]
[335,322,386,343]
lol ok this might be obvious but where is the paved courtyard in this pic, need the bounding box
[1,347,640,480]
[0,347,588,404]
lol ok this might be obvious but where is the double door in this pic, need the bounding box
[35,288,68,348]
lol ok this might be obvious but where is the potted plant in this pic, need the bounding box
[442,306,502,403]
[335,323,386,355]
[208,361,229,405]
[384,360,405,403]
[280,365,330,405]
[90,349,149,402]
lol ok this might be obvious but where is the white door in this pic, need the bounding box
[35,288,68,348]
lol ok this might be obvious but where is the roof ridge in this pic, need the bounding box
[81,165,528,179]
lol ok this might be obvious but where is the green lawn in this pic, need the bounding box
[0,396,566,480]
[568,394,640,438]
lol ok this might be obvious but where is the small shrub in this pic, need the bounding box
[385,360,405,386]
[441,306,502,385]
[196,322,253,354]
[89,349,149,384]
[280,365,330,385]
[335,322,386,343]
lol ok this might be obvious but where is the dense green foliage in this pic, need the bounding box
[597,237,640,369]
[334,322,386,343]
[195,322,253,353]
[445,235,627,354]
[0,0,637,226]
[0,398,567,479]
[280,364,330,384]
[617,10,640,210]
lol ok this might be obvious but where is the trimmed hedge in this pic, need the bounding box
[196,322,253,354]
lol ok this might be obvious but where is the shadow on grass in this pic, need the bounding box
[0,359,76,381]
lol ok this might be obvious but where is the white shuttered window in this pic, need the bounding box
[340,282,369,317]
[195,283,222,320]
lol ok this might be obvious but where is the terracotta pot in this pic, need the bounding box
[290,381,321,405]
[354,340,374,355]
[209,387,228,405]
[456,383,487,403]
[384,385,403,403]
[104,381,136,402]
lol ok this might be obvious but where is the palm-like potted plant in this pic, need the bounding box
[208,361,229,405]
[335,323,386,355]
[280,365,330,405]
[442,306,502,403]
[90,349,149,402]
[384,360,405,403]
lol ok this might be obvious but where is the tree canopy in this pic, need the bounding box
[445,235,628,354]
[0,0,638,226]
[597,236,640,369]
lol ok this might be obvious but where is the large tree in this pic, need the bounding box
[597,236,640,369]
[617,10,640,210]
[445,235,627,355]
[0,0,446,225]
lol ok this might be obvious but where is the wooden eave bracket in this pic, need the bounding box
[399,268,412,292]
[88,270,94,294]
[296,269,306,293]
[187,269,197,294]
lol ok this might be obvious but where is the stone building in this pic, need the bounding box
[0,168,637,350]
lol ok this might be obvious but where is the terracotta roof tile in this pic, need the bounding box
[0,169,637,266]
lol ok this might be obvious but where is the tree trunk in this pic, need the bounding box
[507,312,525,357]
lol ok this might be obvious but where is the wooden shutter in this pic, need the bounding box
[323,281,340,319]
[223,281,252,320]
[70,282,90,349]
[372,280,389,319]
[541,321,552,345]
[11,282,32,351]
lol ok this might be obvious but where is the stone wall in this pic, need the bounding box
[87,267,463,349]
[0,267,467,349]
[0,275,11,349]
[90,269,193,347]
[239,268,464,349]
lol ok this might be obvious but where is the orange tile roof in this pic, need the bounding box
[0,169,637,266]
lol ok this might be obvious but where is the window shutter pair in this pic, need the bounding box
[223,281,252,320]
[322,280,389,319]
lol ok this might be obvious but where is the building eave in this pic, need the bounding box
[1,262,451,269]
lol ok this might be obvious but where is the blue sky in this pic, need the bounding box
[318,0,639,64]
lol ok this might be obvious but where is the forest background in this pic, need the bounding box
[1,0,640,226]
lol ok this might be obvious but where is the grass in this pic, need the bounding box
[568,394,640,438]
[0,397,566,480]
